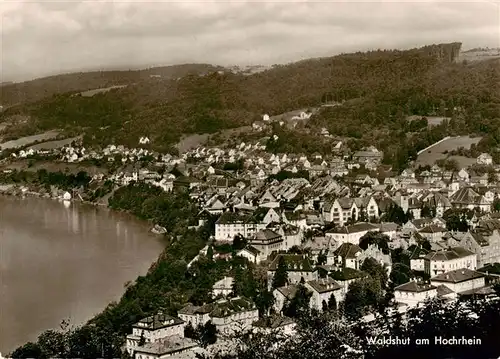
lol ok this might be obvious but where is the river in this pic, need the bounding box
[0,196,165,353]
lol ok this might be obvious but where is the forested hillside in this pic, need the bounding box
[1,42,499,165]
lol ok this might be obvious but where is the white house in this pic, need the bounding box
[212,277,234,298]
[178,297,258,336]
[430,268,486,294]
[394,280,438,308]
[325,223,380,246]
[305,278,343,310]
[126,312,190,357]
[424,247,477,276]
[237,246,264,264]
[249,229,283,259]
[267,254,317,290]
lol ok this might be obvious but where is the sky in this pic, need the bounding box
[1,0,499,82]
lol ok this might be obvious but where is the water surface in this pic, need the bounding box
[0,196,165,353]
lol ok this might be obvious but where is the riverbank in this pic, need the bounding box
[0,195,168,354]
[7,182,210,358]
[0,183,108,207]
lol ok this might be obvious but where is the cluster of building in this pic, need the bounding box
[116,142,500,358]
[6,134,500,358]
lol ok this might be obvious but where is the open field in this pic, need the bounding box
[414,135,482,167]
[78,85,127,97]
[28,136,81,150]
[0,130,60,150]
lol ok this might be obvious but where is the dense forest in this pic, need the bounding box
[1,42,499,166]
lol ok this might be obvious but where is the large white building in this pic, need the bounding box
[178,297,259,336]
[126,312,200,359]
[394,280,438,308]
[325,223,380,246]
[430,268,486,294]
[424,247,477,276]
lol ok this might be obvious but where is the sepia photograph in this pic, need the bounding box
[0,0,500,358]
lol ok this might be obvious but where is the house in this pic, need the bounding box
[249,229,283,259]
[477,153,493,165]
[418,224,447,242]
[178,297,258,336]
[273,285,298,313]
[408,245,430,272]
[237,246,264,264]
[353,148,383,165]
[450,187,492,212]
[329,268,368,299]
[305,278,343,310]
[451,228,500,268]
[430,268,486,294]
[424,247,477,276]
[210,297,259,336]
[357,244,392,273]
[126,312,194,358]
[212,277,234,298]
[214,212,266,242]
[325,223,380,246]
[322,198,357,225]
[252,316,297,337]
[394,280,438,308]
[332,243,362,269]
[267,254,318,289]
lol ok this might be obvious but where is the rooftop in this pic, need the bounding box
[133,312,184,331]
[134,335,198,355]
[431,268,485,284]
[395,280,437,293]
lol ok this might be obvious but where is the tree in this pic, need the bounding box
[361,257,388,289]
[344,277,383,320]
[232,235,246,251]
[316,250,327,265]
[390,263,413,286]
[359,232,390,254]
[271,256,288,289]
[206,245,214,262]
[198,321,218,348]
[9,342,43,358]
[283,284,312,318]
[327,293,337,311]
[383,203,408,225]
[138,330,146,346]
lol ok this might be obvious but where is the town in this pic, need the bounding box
[1,112,500,359]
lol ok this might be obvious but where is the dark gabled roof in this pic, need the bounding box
[253,315,295,329]
[431,269,485,284]
[306,278,342,293]
[395,281,436,293]
[333,243,362,259]
[424,247,475,261]
[253,229,282,242]
[269,254,314,272]
[328,222,379,234]
[477,263,500,276]
[239,245,261,256]
[330,267,367,281]
[133,312,184,330]
[419,224,447,234]
[216,211,249,224]
[276,285,299,300]
[209,297,256,318]
[134,336,198,356]
[436,284,455,296]
[449,187,481,204]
